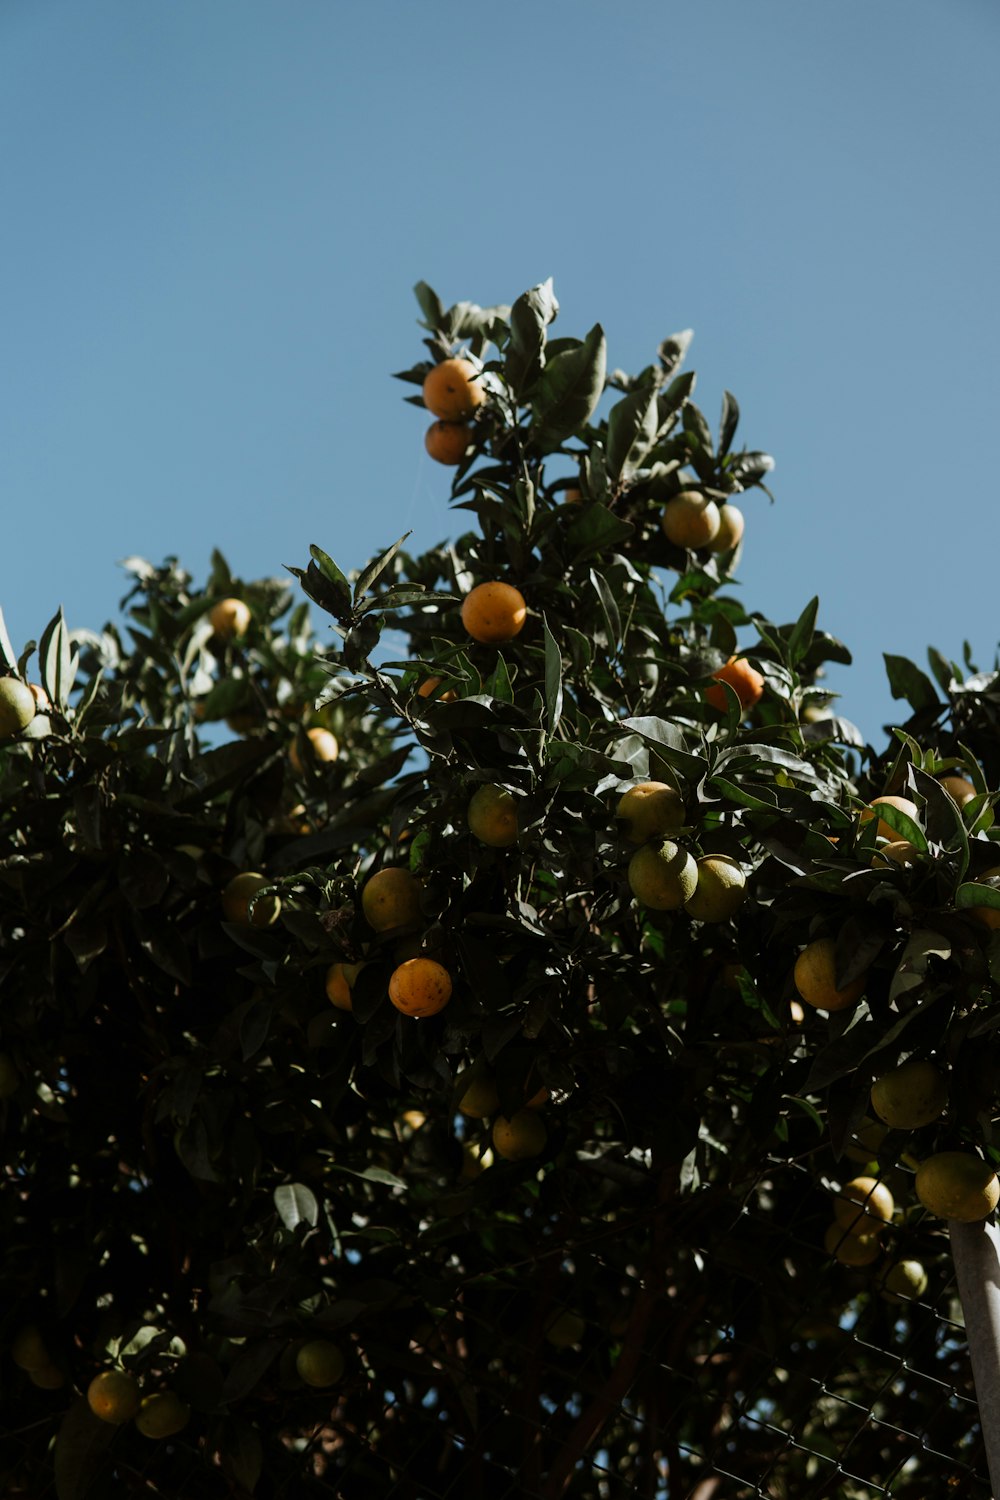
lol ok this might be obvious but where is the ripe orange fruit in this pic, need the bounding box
[968,865,1000,930]
[492,1109,547,1161]
[422,357,486,421]
[87,1370,141,1424]
[915,1151,1000,1221]
[832,1176,895,1237]
[458,1073,501,1118]
[859,795,919,843]
[29,683,52,711]
[564,486,583,504]
[289,726,340,773]
[616,782,685,842]
[0,678,36,737]
[296,1339,345,1387]
[135,1390,190,1438]
[29,1363,66,1389]
[661,492,721,548]
[11,1325,49,1371]
[325,961,364,1011]
[939,774,977,806]
[425,420,473,465]
[628,841,698,910]
[870,1059,948,1130]
[389,957,453,1017]
[209,598,251,640]
[793,938,865,1011]
[709,503,745,553]
[705,658,764,715]
[467,784,519,847]
[461,582,527,645]
[870,840,919,870]
[823,1222,881,1266]
[361,866,422,932]
[222,872,281,927]
[684,855,747,923]
[417,676,458,703]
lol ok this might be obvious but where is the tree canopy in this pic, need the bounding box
[3,279,1000,1498]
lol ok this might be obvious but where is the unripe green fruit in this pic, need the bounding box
[0,679,36,737]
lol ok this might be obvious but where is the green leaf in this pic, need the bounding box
[590,567,622,653]
[531,323,607,447]
[354,533,412,605]
[54,1398,115,1500]
[39,607,75,712]
[682,401,714,458]
[565,504,634,565]
[787,596,819,666]
[718,391,740,455]
[0,606,17,673]
[542,616,564,735]
[506,279,558,395]
[606,386,659,484]
[883,653,940,713]
[657,329,693,377]
[218,1417,263,1493]
[413,280,445,329]
[274,1182,319,1230]
[956,880,1000,912]
[309,544,351,593]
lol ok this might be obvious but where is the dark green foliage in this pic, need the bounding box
[2,282,999,1497]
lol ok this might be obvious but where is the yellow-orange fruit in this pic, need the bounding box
[461,582,527,645]
[11,1326,49,1371]
[793,938,866,1012]
[859,795,919,843]
[325,961,364,1011]
[222,872,281,927]
[87,1370,141,1424]
[661,492,721,548]
[627,841,698,911]
[135,1390,190,1438]
[361,867,422,932]
[422,358,486,421]
[705,658,764,715]
[823,1222,881,1266]
[468,784,519,847]
[209,598,251,640]
[684,855,747,923]
[289,726,339,773]
[871,840,919,870]
[915,1152,1000,1221]
[616,782,685,842]
[389,958,453,1018]
[939,774,977,806]
[832,1176,895,1237]
[709,503,745,553]
[870,1059,948,1130]
[425,420,474,465]
[296,1339,345,1387]
[968,865,1000,930]
[492,1109,547,1161]
[458,1074,501,1119]
[0,678,36,737]
[417,676,458,703]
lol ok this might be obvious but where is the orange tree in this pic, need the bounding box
[3,280,1000,1498]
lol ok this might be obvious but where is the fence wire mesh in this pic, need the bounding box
[3,1139,992,1499]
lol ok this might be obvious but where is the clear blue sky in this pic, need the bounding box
[3,0,998,742]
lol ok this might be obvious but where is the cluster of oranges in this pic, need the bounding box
[422,357,486,467]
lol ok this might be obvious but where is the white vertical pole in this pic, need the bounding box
[949,1219,1000,1496]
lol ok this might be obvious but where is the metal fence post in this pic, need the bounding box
[950,1219,1000,1497]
